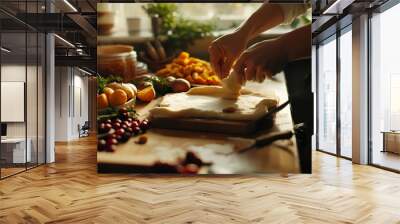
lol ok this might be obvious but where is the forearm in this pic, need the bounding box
[235,3,284,43]
[279,24,311,62]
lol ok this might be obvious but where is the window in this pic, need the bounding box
[317,36,337,154]
[339,27,352,158]
[0,1,46,179]
[105,3,308,34]
[370,2,400,171]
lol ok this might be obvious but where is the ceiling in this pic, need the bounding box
[0,0,97,71]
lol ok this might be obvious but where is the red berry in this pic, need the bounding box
[113,122,121,129]
[116,128,125,136]
[98,123,106,133]
[130,121,139,128]
[106,137,118,145]
[132,127,141,135]
[105,123,112,130]
[126,127,133,133]
[140,121,149,130]
[184,164,199,174]
[107,128,115,135]
[98,139,107,151]
[105,144,117,152]
[116,134,123,142]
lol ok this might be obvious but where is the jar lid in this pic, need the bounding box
[98,45,136,59]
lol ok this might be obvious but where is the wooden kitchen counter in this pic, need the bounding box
[98,73,300,174]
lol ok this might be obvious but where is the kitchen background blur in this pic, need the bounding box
[97,3,311,59]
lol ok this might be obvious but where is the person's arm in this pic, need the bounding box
[233,24,311,82]
[209,3,309,78]
[234,4,285,43]
[280,24,311,62]
[236,3,309,43]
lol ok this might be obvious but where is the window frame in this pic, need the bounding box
[0,1,48,180]
[315,23,352,160]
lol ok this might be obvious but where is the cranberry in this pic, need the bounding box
[184,164,199,174]
[106,137,118,145]
[105,119,112,124]
[98,123,106,133]
[132,127,141,135]
[104,123,112,131]
[114,118,122,124]
[140,121,149,130]
[116,134,123,142]
[120,132,131,143]
[115,128,125,136]
[113,122,121,129]
[105,144,116,152]
[127,118,133,122]
[126,127,133,133]
[99,123,112,134]
[98,139,107,151]
[107,128,115,135]
[131,121,139,128]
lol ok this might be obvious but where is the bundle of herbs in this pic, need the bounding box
[142,3,215,52]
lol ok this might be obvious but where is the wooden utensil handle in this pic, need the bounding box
[255,130,293,148]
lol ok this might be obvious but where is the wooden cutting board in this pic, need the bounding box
[98,75,300,174]
[150,114,274,136]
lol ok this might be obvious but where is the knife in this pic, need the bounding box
[230,122,304,154]
[259,100,290,121]
[232,130,294,154]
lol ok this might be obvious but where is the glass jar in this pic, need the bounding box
[97,45,137,82]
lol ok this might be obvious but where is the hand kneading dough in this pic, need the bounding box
[150,70,278,121]
[186,70,243,99]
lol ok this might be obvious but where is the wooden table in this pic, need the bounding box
[98,73,300,174]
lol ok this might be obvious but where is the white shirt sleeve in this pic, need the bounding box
[278,4,310,24]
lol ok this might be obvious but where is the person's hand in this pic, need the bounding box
[208,31,248,79]
[233,38,288,83]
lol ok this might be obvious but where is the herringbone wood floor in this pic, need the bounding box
[0,136,399,224]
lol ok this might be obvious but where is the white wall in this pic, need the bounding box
[1,64,46,164]
[54,67,89,141]
[1,65,42,137]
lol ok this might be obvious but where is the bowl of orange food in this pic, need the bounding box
[156,51,221,86]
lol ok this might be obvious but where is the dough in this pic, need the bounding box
[150,89,278,121]
[186,70,243,99]
[150,70,278,121]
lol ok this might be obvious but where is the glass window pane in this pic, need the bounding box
[317,36,337,154]
[339,29,352,158]
[371,4,400,171]
[1,31,28,177]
